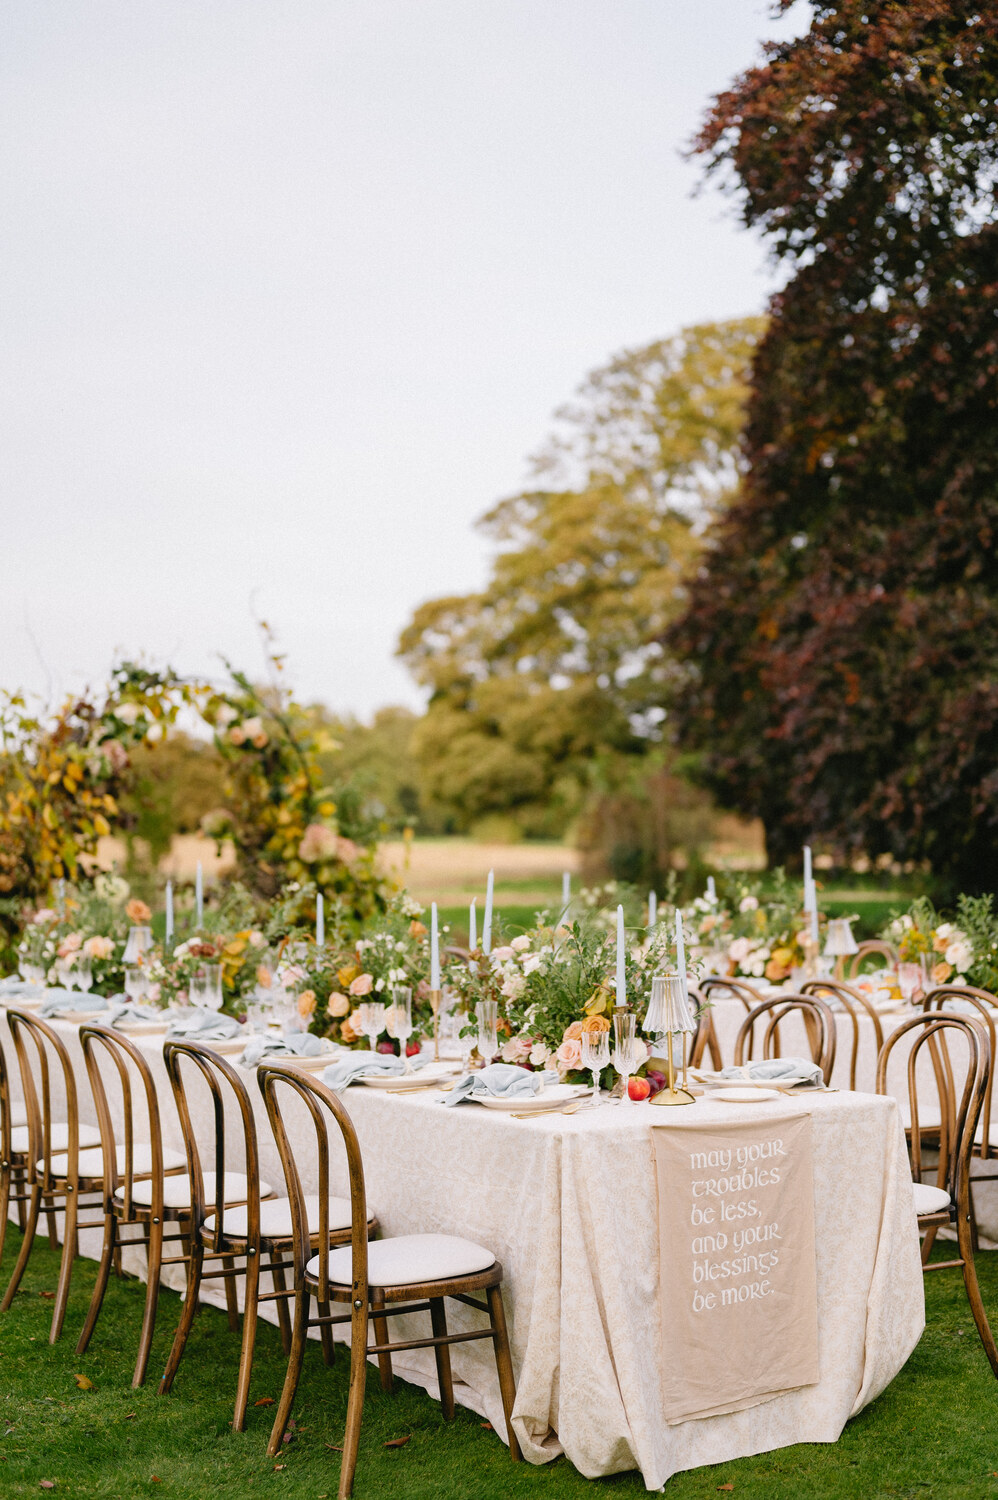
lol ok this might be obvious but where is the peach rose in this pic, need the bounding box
[57,932,83,958]
[340,1014,360,1044]
[580,1014,611,1036]
[931,961,953,986]
[556,1038,582,1070]
[409,920,428,938]
[126,898,152,923]
[297,989,317,1018]
[83,935,114,960]
[228,724,247,746]
[328,991,351,1017]
[349,973,374,997]
[562,1020,584,1042]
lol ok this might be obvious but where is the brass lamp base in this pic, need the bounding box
[650,1085,696,1107]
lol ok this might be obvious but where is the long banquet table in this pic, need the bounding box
[3,1010,925,1491]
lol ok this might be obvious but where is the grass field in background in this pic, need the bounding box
[1,1235,997,1498]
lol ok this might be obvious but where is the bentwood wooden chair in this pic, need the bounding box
[158,1039,373,1431]
[923,987,998,1250]
[734,994,837,1085]
[876,1012,998,1377]
[687,986,724,1071]
[258,1061,521,1497]
[75,1024,190,1384]
[0,1029,29,1262]
[800,978,885,1090]
[698,976,765,1013]
[1,1008,103,1339]
[847,940,897,978]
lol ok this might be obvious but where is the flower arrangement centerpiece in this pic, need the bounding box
[687,871,817,984]
[882,895,981,993]
[320,892,436,1051]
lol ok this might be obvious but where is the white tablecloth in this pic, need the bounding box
[3,1010,925,1490]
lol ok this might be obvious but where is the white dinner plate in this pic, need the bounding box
[55,1009,108,1024]
[360,1063,458,1089]
[692,1068,818,1089]
[116,1019,170,1035]
[184,1035,246,1055]
[475,1084,588,1112]
[279,1051,337,1073]
[710,1087,782,1104]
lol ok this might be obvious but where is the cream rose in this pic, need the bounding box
[556,1038,582,1070]
[349,973,374,997]
[328,991,351,1017]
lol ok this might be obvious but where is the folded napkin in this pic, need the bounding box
[104,999,167,1028]
[442,1062,559,1106]
[0,977,37,996]
[239,1030,327,1068]
[320,1050,433,1092]
[720,1057,823,1085]
[165,1007,241,1041]
[40,989,109,1017]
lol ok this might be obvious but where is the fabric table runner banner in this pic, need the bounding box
[652,1113,819,1423]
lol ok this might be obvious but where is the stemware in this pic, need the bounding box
[475,999,499,1063]
[580,1030,610,1107]
[19,960,45,992]
[74,953,94,994]
[387,987,414,1074]
[200,963,223,1012]
[124,966,149,1005]
[613,1011,638,1104]
[354,1000,386,1056]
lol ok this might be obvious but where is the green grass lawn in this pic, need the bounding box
[1,1235,998,1498]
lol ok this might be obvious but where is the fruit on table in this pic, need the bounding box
[628,1075,651,1101]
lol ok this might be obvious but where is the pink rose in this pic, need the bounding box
[562,1020,583,1042]
[57,932,83,958]
[349,973,374,997]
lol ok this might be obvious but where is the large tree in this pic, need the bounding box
[670,1,998,891]
[398,319,762,836]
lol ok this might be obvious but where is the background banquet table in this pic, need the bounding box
[2,1009,924,1491]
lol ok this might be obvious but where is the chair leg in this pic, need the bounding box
[1,1182,41,1311]
[50,1187,78,1343]
[318,1294,336,1367]
[44,1192,60,1250]
[267,1284,310,1457]
[133,1217,164,1388]
[232,1249,261,1431]
[921,1224,939,1265]
[14,1165,27,1230]
[0,1164,10,1262]
[486,1284,521,1461]
[221,1253,240,1332]
[76,1212,117,1356]
[957,1213,998,1377]
[339,1303,369,1500]
[270,1256,293,1356]
[159,1241,204,1394]
[429,1298,454,1419]
[370,1289,393,1393]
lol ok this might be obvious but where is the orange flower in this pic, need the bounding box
[126,898,151,923]
[580,1014,611,1036]
[328,992,351,1017]
[409,920,428,938]
[340,1014,359,1044]
[931,960,953,986]
[297,989,317,1018]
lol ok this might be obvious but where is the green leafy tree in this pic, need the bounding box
[399,318,762,840]
[670,2,998,892]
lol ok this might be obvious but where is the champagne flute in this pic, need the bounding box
[355,1000,386,1056]
[387,987,413,1074]
[613,1011,638,1104]
[124,966,148,1006]
[475,999,498,1064]
[580,1030,610,1108]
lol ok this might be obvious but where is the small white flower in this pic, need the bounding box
[529,1042,550,1068]
[739,895,759,913]
[510,935,531,953]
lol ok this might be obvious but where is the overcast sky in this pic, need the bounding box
[0,0,806,719]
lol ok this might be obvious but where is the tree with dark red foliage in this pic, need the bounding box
[670,0,998,892]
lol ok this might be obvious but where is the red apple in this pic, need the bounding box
[628,1075,651,1101]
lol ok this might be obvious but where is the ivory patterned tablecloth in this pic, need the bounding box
[3,1010,924,1490]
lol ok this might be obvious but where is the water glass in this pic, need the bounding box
[475,999,499,1063]
[613,1012,638,1104]
[19,960,45,991]
[580,1030,610,1107]
[387,986,414,1074]
[74,953,93,994]
[354,1000,386,1055]
[246,995,271,1033]
[122,925,153,965]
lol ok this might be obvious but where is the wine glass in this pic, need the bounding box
[613,1011,638,1104]
[354,1000,386,1056]
[475,999,498,1064]
[580,1030,610,1107]
[74,953,93,995]
[200,963,223,1012]
[387,987,413,1074]
[124,966,148,1005]
[58,956,77,992]
[122,925,153,965]
[19,959,44,992]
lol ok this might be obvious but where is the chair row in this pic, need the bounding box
[0,1011,520,1499]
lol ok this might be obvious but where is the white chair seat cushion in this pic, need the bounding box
[41,1144,187,1178]
[203,1193,338,1239]
[912,1182,951,1216]
[308,1232,496,1287]
[12,1122,101,1155]
[114,1170,271,1210]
